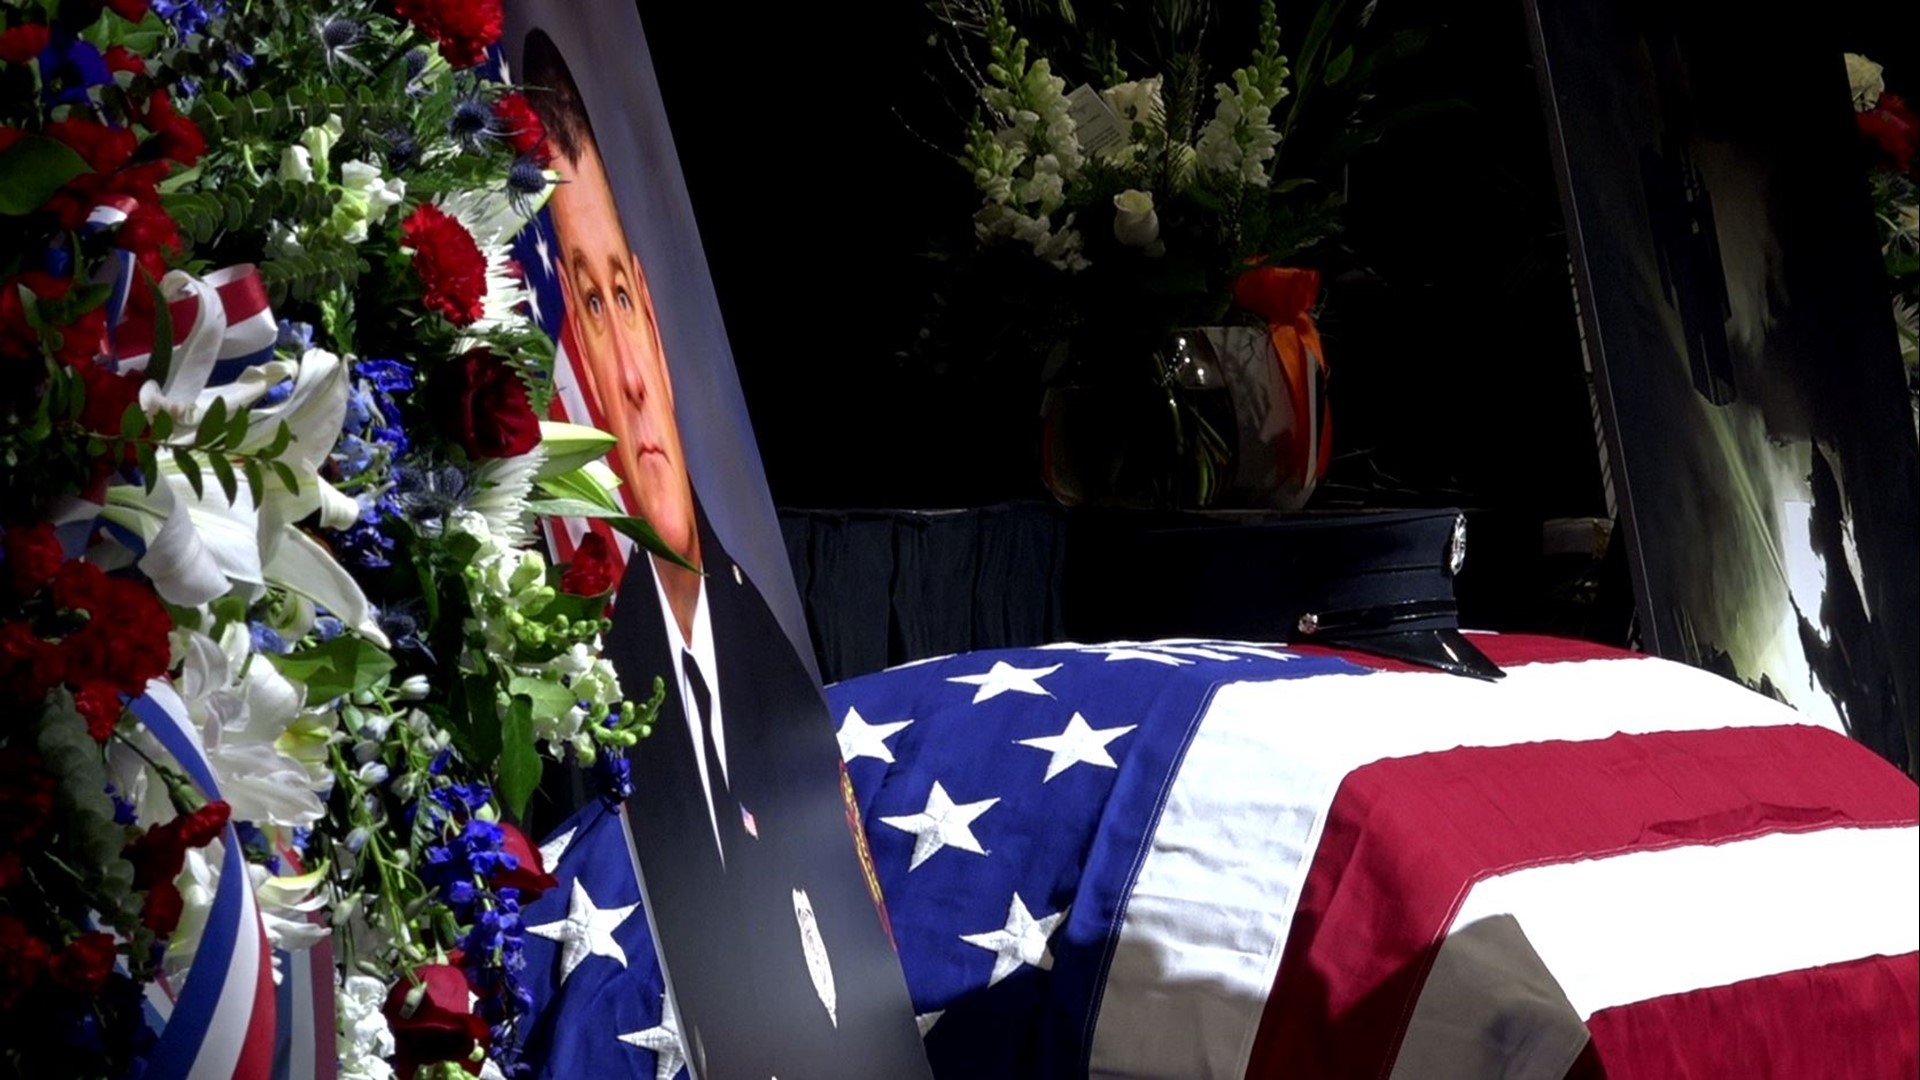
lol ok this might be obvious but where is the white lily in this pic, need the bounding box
[534,421,617,480]
[176,623,333,829]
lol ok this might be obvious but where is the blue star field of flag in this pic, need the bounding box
[518,641,1371,1078]
[510,207,566,342]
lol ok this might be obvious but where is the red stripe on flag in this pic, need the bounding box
[1584,951,1919,1078]
[232,926,279,1080]
[1245,724,1919,1079]
[1297,634,1642,674]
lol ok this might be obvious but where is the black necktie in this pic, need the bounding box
[683,650,743,866]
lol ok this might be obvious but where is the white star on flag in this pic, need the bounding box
[960,892,1068,986]
[946,661,1062,703]
[878,781,1000,870]
[537,825,577,872]
[837,706,914,764]
[915,1010,944,1037]
[526,879,640,984]
[617,992,689,1080]
[1016,712,1138,781]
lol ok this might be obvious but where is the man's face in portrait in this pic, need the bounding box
[547,135,698,566]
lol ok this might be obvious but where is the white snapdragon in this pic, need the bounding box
[332,160,407,244]
[1196,74,1286,187]
[338,974,398,1080]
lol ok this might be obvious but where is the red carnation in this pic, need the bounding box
[491,93,548,162]
[105,0,151,21]
[72,680,124,743]
[44,117,138,174]
[75,361,143,438]
[403,204,487,326]
[385,963,492,1077]
[104,45,146,76]
[141,881,184,935]
[490,823,559,901]
[51,559,114,615]
[561,533,619,600]
[0,915,51,1011]
[428,348,541,459]
[1859,91,1919,173]
[0,621,61,704]
[392,0,502,69]
[0,748,57,845]
[0,24,50,65]
[142,89,206,167]
[0,271,105,367]
[117,199,184,280]
[5,523,66,595]
[47,933,118,995]
[126,801,230,934]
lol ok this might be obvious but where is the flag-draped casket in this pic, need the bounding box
[519,634,1920,1078]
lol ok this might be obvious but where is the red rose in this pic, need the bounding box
[0,915,51,1011]
[490,823,559,900]
[429,348,540,459]
[1859,91,1919,173]
[0,621,61,704]
[491,93,548,162]
[141,89,205,167]
[104,45,146,75]
[402,204,487,326]
[45,117,137,174]
[105,0,151,21]
[72,680,124,743]
[5,523,66,595]
[0,24,50,65]
[560,533,619,600]
[385,964,491,1077]
[392,0,502,68]
[46,932,117,995]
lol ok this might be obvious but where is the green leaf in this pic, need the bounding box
[243,458,266,499]
[523,499,701,572]
[1324,45,1355,86]
[145,272,174,388]
[535,469,622,514]
[270,459,302,495]
[225,400,251,448]
[172,447,204,498]
[497,696,541,821]
[264,419,294,457]
[268,635,396,702]
[0,137,90,216]
[208,453,238,503]
[119,401,148,439]
[198,395,230,448]
[137,443,160,491]
[507,676,578,722]
[152,409,175,442]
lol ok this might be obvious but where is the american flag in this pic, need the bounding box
[519,634,1920,1078]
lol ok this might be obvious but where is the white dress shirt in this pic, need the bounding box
[648,557,729,863]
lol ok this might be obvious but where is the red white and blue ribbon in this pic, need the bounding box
[111,263,279,382]
[131,683,280,1080]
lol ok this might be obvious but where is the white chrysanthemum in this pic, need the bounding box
[438,187,548,343]
[467,447,546,548]
[1847,53,1886,112]
[338,974,398,1080]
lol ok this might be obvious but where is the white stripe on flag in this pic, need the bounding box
[1089,654,1832,1080]
[1449,824,1920,1019]
[288,947,317,1080]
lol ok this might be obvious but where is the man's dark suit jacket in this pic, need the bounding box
[598,509,929,1080]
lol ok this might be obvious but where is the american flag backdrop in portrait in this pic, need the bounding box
[516,633,1919,1078]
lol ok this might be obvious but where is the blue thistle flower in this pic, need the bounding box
[448,98,496,152]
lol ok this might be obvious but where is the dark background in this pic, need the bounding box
[630,0,1915,519]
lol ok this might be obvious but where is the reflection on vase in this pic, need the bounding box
[1039,327,1328,511]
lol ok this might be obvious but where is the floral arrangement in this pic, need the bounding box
[0,1,668,1077]
[920,0,1423,504]
[1845,52,1919,427]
